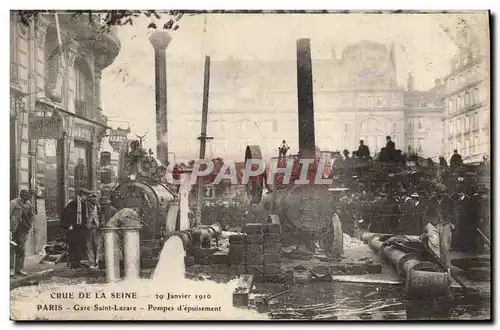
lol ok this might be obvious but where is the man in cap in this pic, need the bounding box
[62,188,91,269]
[10,190,35,276]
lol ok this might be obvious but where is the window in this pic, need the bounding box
[464,91,469,107]
[359,97,366,108]
[100,151,111,167]
[408,119,413,130]
[408,138,414,152]
[417,118,423,130]
[465,116,470,131]
[393,122,397,133]
[465,139,470,156]
[474,88,480,103]
[457,94,462,110]
[10,13,19,83]
[417,138,424,154]
[376,97,383,107]
[45,27,64,102]
[74,143,92,192]
[74,58,94,118]
[367,96,374,108]
[344,123,349,133]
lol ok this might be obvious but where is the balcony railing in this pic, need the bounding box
[10,62,18,84]
[75,100,87,117]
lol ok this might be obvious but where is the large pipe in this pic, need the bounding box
[123,227,141,280]
[102,228,120,282]
[296,38,316,159]
[360,231,451,299]
[149,32,172,165]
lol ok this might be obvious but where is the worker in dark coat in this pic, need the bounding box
[450,150,463,167]
[357,140,370,160]
[62,188,91,269]
[386,136,396,161]
[10,190,35,276]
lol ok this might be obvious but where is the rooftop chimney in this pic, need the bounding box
[296,38,316,159]
[149,32,172,165]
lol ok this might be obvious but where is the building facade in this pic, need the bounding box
[166,40,444,161]
[10,12,120,254]
[442,25,490,163]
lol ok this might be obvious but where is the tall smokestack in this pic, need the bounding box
[149,31,172,165]
[296,38,316,159]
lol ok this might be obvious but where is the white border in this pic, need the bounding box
[2,1,498,328]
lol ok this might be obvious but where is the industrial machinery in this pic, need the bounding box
[244,39,342,257]
[110,140,180,263]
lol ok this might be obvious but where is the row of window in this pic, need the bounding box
[449,135,482,158]
[447,112,480,136]
[408,138,424,154]
[10,17,96,119]
[407,118,425,131]
[446,85,487,115]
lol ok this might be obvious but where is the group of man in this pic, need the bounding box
[9,188,118,276]
[61,188,118,269]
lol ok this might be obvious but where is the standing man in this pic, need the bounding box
[386,136,396,161]
[62,188,91,269]
[85,191,101,269]
[450,149,463,167]
[427,185,454,266]
[10,190,35,277]
[357,140,370,160]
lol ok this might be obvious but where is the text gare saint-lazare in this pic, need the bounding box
[38,292,218,313]
[38,291,139,312]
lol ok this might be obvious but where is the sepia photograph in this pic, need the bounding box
[8,9,491,321]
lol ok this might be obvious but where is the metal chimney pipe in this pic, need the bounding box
[296,38,316,159]
[149,32,172,165]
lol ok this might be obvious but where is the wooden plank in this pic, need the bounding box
[330,275,402,285]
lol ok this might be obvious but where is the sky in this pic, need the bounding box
[100,12,490,152]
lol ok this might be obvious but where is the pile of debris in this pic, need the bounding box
[39,241,67,264]
[343,233,365,249]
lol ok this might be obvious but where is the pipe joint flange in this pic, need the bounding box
[396,253,420,277]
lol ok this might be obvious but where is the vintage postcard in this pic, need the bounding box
[9,10,491,321]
